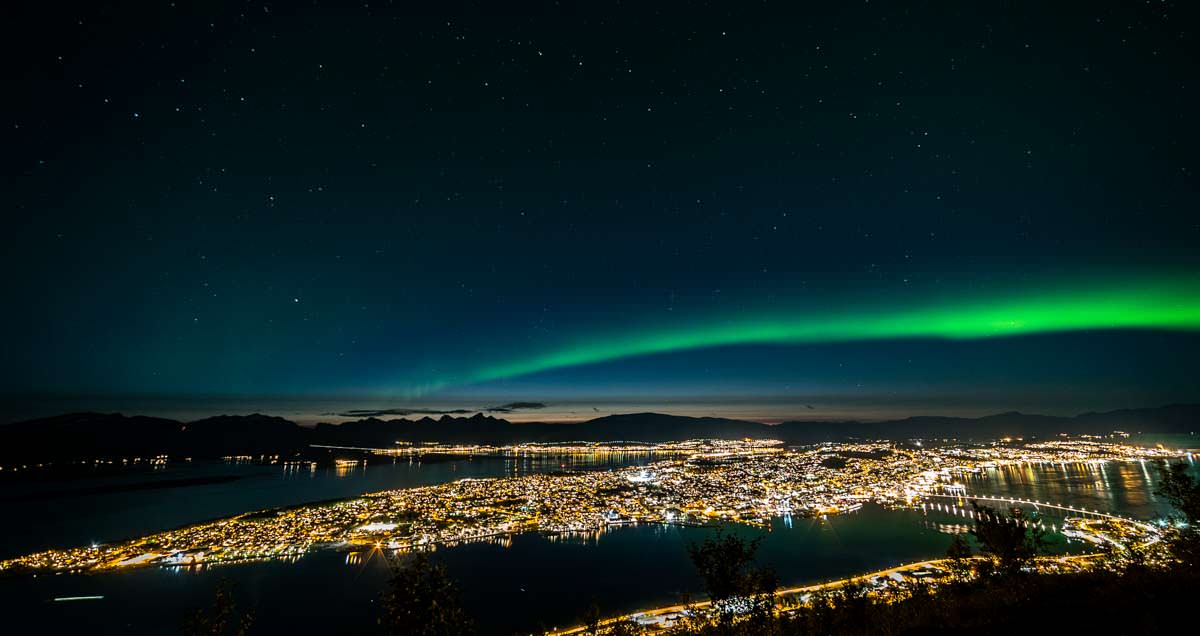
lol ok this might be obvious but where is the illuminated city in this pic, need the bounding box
[2,438,1181,577]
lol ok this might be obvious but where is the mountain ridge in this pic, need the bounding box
[1,404,1196,464]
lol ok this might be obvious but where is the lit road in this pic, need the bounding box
[546,558,959,635]
[545,552,1108,636]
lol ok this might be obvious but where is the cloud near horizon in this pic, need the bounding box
[329,402,548,418]
[485,402,548,413]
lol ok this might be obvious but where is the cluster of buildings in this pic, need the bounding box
[0,438,1181,575]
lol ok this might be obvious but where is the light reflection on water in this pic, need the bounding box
[0,460,1187,636]
[0,452,667,560]
[959,459,1181,519]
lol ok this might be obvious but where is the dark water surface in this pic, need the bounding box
[0,452,661,560]
[0,458,1191,635]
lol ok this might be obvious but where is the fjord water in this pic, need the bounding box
[0,458,1185,635]
[0,452,663,560]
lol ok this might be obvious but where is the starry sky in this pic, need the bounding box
[3,2,1198,422]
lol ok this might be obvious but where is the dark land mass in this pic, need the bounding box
[1,404,1197,465]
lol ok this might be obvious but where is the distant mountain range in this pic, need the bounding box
[1,405,1197,465]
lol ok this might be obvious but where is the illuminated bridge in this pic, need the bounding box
[919,492,1159,532]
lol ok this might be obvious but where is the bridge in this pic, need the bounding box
[920,492,1159,532]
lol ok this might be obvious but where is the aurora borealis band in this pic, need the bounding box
[468,276,1200,387]
[5,2,1199,421]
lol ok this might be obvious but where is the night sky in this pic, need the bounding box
[4,2,1198,422]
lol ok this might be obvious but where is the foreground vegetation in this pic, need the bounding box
[636,566,1199,635]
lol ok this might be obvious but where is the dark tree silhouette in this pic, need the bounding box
[944,533,974,582]
[183,579,254,636]
[1156,461,1200,523]
[378,553,473,636]
[582,599,603,635]
[969,502,1047,576]
[1155,460,1200,568]
[687,530,777,623]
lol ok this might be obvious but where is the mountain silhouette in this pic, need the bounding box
[1,404,1196,465]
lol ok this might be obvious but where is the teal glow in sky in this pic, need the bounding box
[443,275,1200,389]
[5,2,1199,420]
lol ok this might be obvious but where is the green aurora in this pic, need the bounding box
[458,275,1200,388]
